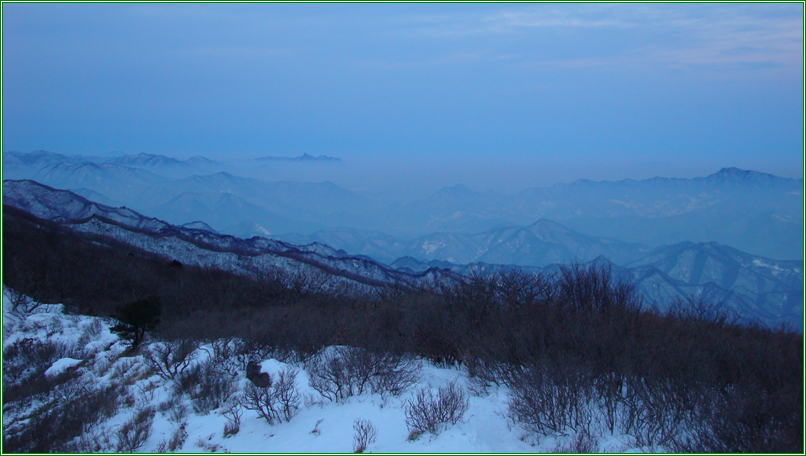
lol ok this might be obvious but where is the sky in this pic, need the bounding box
[3,3,804,189]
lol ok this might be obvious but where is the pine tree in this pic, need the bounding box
[111,297,162,347]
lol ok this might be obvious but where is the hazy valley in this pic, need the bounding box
[3,150,803,329]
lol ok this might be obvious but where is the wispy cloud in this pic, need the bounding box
[389,4,802,78]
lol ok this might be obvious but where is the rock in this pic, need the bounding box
[246,360,271,388]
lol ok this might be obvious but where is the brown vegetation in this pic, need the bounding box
[3,207,803,452]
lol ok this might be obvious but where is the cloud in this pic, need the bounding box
[389,4,802,78]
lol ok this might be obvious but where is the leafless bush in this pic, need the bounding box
[552,428,599,453]
[167,401,189,424]
[310,418,324,435]
[241,367,300,424]
[464,356,523,390]
[507,364,595,437]
[115,406,155,452]
[664,384,796,453]
[557,262,642,315]
[3,380,120,453]
[593,372,626,435]
[145,340,198,380]
[60,426,115,453]
[167,423,188,451]
[2,337,62,384]
[368,353,421,397]
[273,367,301,421]
[307,346,420,401]
[404,379,469,437]
[222,397,243,438]
[620,378,696,449]
[668,295,737,327]
[287,267,332,295]
[188,361,237,414]
[352,418,379,453]
[172,362,204,397]
[204,337,243,377]
[4,287,43,316]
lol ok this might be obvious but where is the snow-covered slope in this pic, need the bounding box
[1,292,650,453]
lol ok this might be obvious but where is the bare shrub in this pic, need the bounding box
[2,379,120,453]
[667,295,737,327]
[168,358,236,414]
[242,382,277,424]
[241,367,300,424]
[167,423,188,451]
[4,287,43,316]
[273,367,301,421]
[664,384,797,453]
[352,418,379,453]
[167,401,189,424]
[507,363,595,437]
[620,378,695,449]
[222,398,243,438]
[155,440,169,453]
[552,428,599,453]
[404,379,469,437]
[2,337,61,385]
[115,406,155,452]
[305,348,349,401]
[204,337,243,377]
[464,356,523,390]
[145,340,198,380]
[188,361,237,414]
[307,346,420,401]
[310,418,324,435]
[135,379,159,404]
[368,353,421,397]
[61,426,115,453]
[556,262,642,316]
[593,372,627,435]
[172,362,204,397]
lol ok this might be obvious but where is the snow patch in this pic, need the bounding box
[45,357,82,377]
[421,240,445,255]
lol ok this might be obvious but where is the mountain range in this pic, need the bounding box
[2,180,444,290]
[4,150,800,261]
[3,179,802,329]
[3,151,367,236]
[355,168,803,260]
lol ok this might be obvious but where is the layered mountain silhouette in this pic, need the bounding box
[4,150,800,261]
[3,151,368,235]
[357,168,802,260]
[4,179,802,329]
[2,180,445,290]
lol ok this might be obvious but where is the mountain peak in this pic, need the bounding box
[528,219,567,230]
[706,167,783,184]
[296,153,342,162]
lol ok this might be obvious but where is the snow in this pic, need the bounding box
[752,258,787,276]
[45,357,82,377]
[3,290,649,453]
[422,240,445,255]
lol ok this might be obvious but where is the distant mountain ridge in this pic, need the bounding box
[249,153,343,163]
[354,167,802,260]
[4,179,801,329]
[2,180,448,290]
[3,150,369,236]
[3,150,802,260]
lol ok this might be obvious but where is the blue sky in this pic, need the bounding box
[3,3,804,182]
